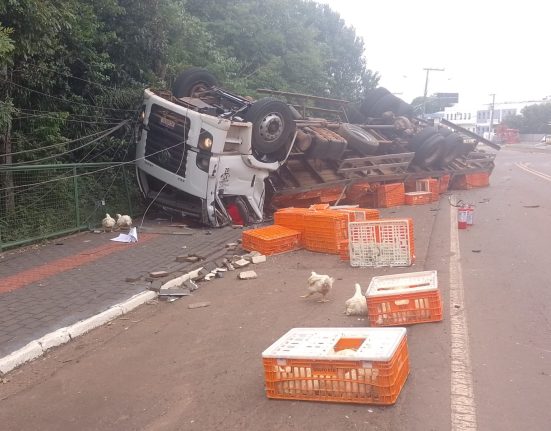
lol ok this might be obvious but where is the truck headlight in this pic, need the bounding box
[198,131,213,151]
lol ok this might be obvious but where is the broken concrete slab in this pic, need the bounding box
[160,268,203,290]
[149,280,163,292]
[251,255,267,264]
[149,271,169,278]
[234,259,250,268]
[239,270,258,280]
[188,302,211,309]
[159,287,191,297]
[203,273,216,281]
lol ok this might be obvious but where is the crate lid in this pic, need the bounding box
[367,270,438,297]
[262,327,406,361]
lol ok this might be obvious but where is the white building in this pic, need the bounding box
[442,105,477,133]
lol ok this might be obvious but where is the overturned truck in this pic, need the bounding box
[135,68,497,226]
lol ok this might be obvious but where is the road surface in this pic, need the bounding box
[0,147,549,430]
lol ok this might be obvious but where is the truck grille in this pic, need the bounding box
[145,104,190,176]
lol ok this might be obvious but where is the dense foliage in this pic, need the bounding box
[1,0,378,164]
[503,103,551,134]
[0,0,379,240]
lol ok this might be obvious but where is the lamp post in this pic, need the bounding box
[422,67,445,117]
[488,93,496,140]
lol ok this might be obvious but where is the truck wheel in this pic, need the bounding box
[368,94,401,117]
[244,98,296,156]
[409,127,438,151]
[413,133,447,168]
[336,123,379,155]
[360,87,391,116]
[172,68,217,98]
[438,133,464,166]
[396,101,413,118]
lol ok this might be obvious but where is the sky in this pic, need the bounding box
[318,0,551,107]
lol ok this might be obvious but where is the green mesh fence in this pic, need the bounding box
[0,163,142,250]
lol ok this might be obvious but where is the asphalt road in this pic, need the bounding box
[0,147,550,430]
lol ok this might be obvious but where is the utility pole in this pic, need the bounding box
[488,93,496,141]
[422,67,445,117]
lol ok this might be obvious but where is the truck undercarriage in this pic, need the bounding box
[135,68,498,226]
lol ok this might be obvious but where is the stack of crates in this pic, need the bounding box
[345,182,379,208]
[404,191,432,206]
[376,183,405,208]
[348,218,415,267]
[262,327,410,405]
[339,239,349,261]
[331,207,380,222]
[415,178,439,202]
[452,172,490,189]
[366,271,443,326]
[439,175,451,193]
[242,225,301,256]
[273,208,310,243]
[303,210,349,254]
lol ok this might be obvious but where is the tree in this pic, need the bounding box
[503,103,551,134]
[411,94,454,115]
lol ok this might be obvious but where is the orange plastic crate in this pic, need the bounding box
[262,328,409,405]
[274,208,310,240]
[439,175,451,193]
[405,191,432,205]
[339,239,349,261]
[452,172,490,189]
[303,210,349,254]
[242,225,301,255]
[366,271,443,326]
[376,183,405,208]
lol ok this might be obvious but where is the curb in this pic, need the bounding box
[0,290,156,375]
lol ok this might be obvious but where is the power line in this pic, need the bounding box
[1,78,139,112]
[7,121,129,166]
[0,138,187,192]
[11,113,122,125]
[13,64,128,91]
[1,122,126,157]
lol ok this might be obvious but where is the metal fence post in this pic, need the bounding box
[73,166,80,227]
[122,166,133,216]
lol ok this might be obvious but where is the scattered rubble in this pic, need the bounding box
[234,259,250,268]
[251,255,266,264]
[238,270,258,280]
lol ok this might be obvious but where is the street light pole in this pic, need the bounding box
[422,67,445,117]
[488,93,496,140]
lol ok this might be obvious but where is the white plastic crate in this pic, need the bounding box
[348,219,413,267]
[262,327,406,361]
[262,327,410,405]
[366,271,443,326]
[367,270,438,297]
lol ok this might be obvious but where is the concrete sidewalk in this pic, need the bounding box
[0,221,241,358]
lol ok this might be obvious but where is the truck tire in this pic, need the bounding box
[438,133,464,166]
[368,94,401,117]
[244,98,296,156]
[396,101,413,118]
[336,123,380,155]
[360,87,391,116]
[172,68,217,98]
[413,133,447,168]
[410,127,438,151]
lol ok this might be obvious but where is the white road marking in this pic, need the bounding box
[516,162,551,181]
[450,201,478,430]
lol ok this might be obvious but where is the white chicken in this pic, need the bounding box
[101,213,116,232]
[301,271,334,303]
[115,214,133,229]
[344,283,368,316]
